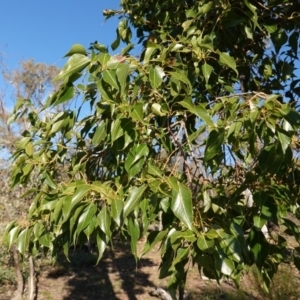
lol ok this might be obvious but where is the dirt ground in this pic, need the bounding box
[1,237,300,300]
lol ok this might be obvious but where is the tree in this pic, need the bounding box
[0,60,60,300]
[3,1,300,299]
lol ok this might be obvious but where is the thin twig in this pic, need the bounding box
[215,91,268,101]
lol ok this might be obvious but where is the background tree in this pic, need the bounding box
[3,1,300,299]
[0,60,60,299]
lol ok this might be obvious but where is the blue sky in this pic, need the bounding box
[0,0,123,95]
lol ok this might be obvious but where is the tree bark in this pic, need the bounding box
[11,245,24,300]
[28,255,36,300]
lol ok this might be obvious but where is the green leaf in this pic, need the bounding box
[170,182,193,230]
[124,185,147,218]
[102,69,119,90]
[45,84,75,108]
[144,42,159,64]
[52,197,63,224]
[151,103,167,116]
[98,53,110,66]
[116,63,129,94]
[247,229,269,269]
[244,25,253,39]
[16,136,31,149]
[111,36,120,51]
[179,98,214,126]
[111,118,122,142]
[169,71,192,94]
[186,8,196,18]
[201,63,213,84]
[91,182,117,205]
[142,229,168,256]
[253,215,267,229]
[125,144,149,178]
[130,103,144,123]
[264,24,277,34]
[84,216,97,238]
[70,184,91,209]
[204,129,225,162]
[64,44,87,57]
[54,54,90,82]
[111,199,124,227]
[219,235,242,263]
[25,142,33,156]
[98,206,112,238]
[55,85,75,106]
[76,203,97,235]
[147,163,163,178]
[172,247,189,266]
[6,225,21,249]
[92,122,106,145]
[215,249,235,276]
[282,62,294,80]
[39,232,51,248]
[219,52,237,74]
[96,232,108,264]
[49,111,72,135]
[203,190,211,213]
[128,217,140,259]
[125,144,149,169]
[277,129,291,153]
[199,2,213,14]
[149,65,165,89]
[197,235,214,251]
[16,228,31,255]
[280,108,300,127]
[62,196,72,221]
[121,43,134,55]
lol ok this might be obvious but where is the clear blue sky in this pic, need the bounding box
[0,0,123,91]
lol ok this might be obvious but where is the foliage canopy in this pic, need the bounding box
[4,0,300,297]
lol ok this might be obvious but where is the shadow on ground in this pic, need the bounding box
[45,240,156,300]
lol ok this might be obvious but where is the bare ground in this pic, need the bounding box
[1,237,300,300]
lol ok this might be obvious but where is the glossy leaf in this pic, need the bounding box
[76,204,97,235]
[215,249,235,276]
[219,52,238,74]
[169,71,192,94]
[16,228,31,255]
[102,69,119,90]
[128,217,140,259]
[179,98,214,126]
[277,129,291,154]
[149,65,165,89]
[201,63,213,84]
[124,185,147,218]
[92,122,106,145]
[197,235,214,251]
[142,229,168,256]
[70,184,91,209]
[6,225,21,249]
[170,182,193,230]
[116,63,129,94]
[54,54,90,82]
[96,232,108,265]
[144,42,159,64]
[204,129,225,162]
[111,199,124,227]
[98,206,112,238]
[64,44,87,57]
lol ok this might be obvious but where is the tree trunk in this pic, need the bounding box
[11,245,24,300]
[3,202,24,300]
[28,256,36,300]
